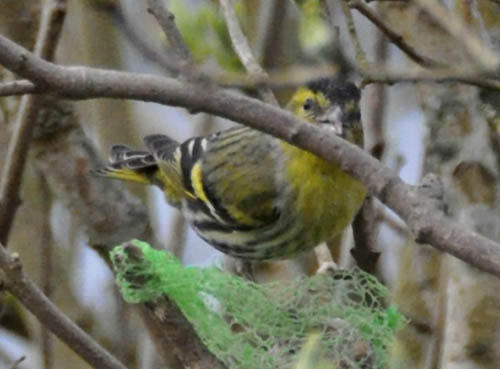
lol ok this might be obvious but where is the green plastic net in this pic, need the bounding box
[111,240,403,369]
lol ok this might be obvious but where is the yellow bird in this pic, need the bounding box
[94,78,366,260]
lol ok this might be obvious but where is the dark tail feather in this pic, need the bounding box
[109,145,151,163]
[144,134,180,162]
[91,144,158,184]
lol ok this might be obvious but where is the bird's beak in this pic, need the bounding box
[317,106,344,136]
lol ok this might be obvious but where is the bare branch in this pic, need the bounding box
[114,242,228,369]
[336,0,370,70]
[102,4,180,75]
[362,69,500,90]
[37,173,54,369]
[0,79,39,96]
[8,356,26,369]
[0,245,130,369]
[0,0,67,245]
[348,0,440,68]
[367,30,388,159]
[219,0,278,105]
[413,0,500,70]
[146,0,195,74]
[5,65,500,97]
[256,0,287,68]
[1,36,500,276]
[350,31,388,273]
[351,197,381,274]
[220,64,500,91]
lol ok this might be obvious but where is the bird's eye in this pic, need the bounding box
[303,99,313,111]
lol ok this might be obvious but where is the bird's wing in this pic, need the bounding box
[186,126,281,228]
[143,134,186,207]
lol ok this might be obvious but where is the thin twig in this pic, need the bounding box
[146,0,195,75]
[38,173,54,369]
[8,356,26,369]
[350,28,388,274]
[0,245,130,369]
[167,213,188,258]
[219,0,278,106]
[368,31,388,159]
[348,0,440,68]
[0,0,67,245]
[0,79,39,96]
[362,70,500,90]
[103,3,180,75]
[412,0,500,70]
[336,0,371,70]
[256,0,287,69]
[376,211,409,237]
[2,37,500,276]
[351,197,381,274]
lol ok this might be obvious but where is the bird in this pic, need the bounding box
[93,78,366,260]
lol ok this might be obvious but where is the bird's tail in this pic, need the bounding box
[92,135,186,206]
[91,144,158,185]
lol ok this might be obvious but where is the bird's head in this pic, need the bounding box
[287,78,363,147]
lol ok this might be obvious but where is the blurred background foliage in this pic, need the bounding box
[1,0,500,368]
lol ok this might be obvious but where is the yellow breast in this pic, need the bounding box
[281,142,366,244]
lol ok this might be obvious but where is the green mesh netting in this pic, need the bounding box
[111,240,403,369]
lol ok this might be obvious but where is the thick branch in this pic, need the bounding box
[4,69,500,99]
[0,245,130,369]
[0,0,66,245]
[1,35,500,276]
[114,242,227,369]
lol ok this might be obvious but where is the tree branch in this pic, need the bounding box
[256,0,287,69]
[413,0,500,70]
[350,29,388,273]
[219,0,278,105]
[146,0,195,75]
[37,173,54,369]
[4,68,500,100]
[113,242,227,369]
[8,356,26,369]
[0,0,66,245]
[362,69,500,90]
[348,0,440,68]
[0,244,130,369]
[337,0,370,70]
[1,35,500,276]
[100,2,180,75]
[0,79,39,96]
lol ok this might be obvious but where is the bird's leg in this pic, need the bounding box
[315,243,339,275]
[239,260,256,281]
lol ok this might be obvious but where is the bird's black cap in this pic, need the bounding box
[307,78,360,104]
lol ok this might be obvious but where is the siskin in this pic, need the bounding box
[94,78,366,260]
